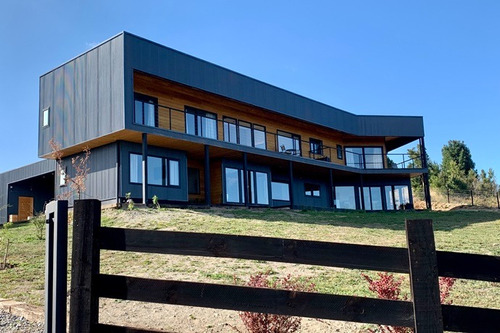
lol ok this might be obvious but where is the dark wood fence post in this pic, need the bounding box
[496,191,499,209]
[69,199,101,333]
[470,190,474,206]
[406,219,443,333]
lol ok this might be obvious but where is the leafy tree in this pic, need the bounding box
[439,140,476,191]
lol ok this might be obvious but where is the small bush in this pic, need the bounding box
[31,213,46,240]
[152,195,160,209]
[125,192,134,211]
[237,271,316,333]
[361,272,456,333]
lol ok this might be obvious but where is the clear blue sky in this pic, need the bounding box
[1,1,499,177]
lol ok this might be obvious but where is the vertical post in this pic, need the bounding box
[470,190,474,206]
[288,161,294,208]
[496,191,499,209]
[44,200,68,333]
[243,152,249,207]
[204,145,211,206]
[419,138,432,210]
[329,169,334,209]
[359,175,365,210]
[142,133,148,205]
[69,199,101,333]
[406,219,443,333]
[447,187,450,203]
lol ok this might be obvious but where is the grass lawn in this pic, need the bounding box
[0,207,499,312]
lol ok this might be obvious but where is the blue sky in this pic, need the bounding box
[1,1,499,177]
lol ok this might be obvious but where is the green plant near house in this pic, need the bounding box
[31,213,46,240]
[152,195,160,209]
[125,192,135,211]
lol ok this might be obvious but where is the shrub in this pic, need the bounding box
[361,272,456,333]
[237,271,316,333]
[152,195,160,209]
[125,192,134,211]
[31,213,46,240]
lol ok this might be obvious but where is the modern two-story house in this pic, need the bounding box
[1,31,431,223]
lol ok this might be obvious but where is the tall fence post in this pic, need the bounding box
[44,200,68,333]
[496,191,499,209]
[470,190,474,206]
[406,219,443,333]
[69,199,101,333]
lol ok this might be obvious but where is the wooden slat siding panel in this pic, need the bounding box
[442,304,500,332]
[406,219,443,333]
[100,227,410,272]
[98,274,415,327]
[95,324,162,333]
[210,160,222,205]
[437,251,500,282]
[133,72,386,163]
[69,200,102,333]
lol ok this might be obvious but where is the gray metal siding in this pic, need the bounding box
[0,160,56,223]
[38,35,125,157]
[123,32,424,138]
[56,143,117,205]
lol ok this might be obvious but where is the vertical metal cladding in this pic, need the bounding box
[38,34,125,157]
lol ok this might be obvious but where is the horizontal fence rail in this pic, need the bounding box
[100,227,500,282]
[68,200,500,333]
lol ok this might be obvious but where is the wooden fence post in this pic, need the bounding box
[69,199,101,333]
[406,219,443,333]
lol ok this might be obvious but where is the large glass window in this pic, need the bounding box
[345,147,364,168]
[185,107,217,139]
[385,186,394,210]
[225,168,242,203]
[345,147,384,169]
[134,94,157,127]
[147,156,163,185]
[394,185,410,210]
[253,125,266,149]
[130,153,180,187]
[362,187,383,210]
[223,117,237,144]
[238,121,252,147]
[249,171,269,205]
[271,182,290,201]
[277,130,301,156]
[169,160,180,186]
[309,138,323,155]
[130,154,142,183]
[335,186,356,210]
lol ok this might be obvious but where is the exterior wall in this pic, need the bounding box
[119,142,188,203]
[39,34,125,157]
[122,32,424,140]
[0,160,56,223]
[56,143,118,205]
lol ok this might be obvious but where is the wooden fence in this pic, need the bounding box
[66,200,500,332]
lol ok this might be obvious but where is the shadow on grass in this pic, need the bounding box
[203,207,500,232]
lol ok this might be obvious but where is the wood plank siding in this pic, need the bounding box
[133,72,387,167]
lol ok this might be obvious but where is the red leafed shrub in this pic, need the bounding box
[361,272,456,333]
[237,271,316,333]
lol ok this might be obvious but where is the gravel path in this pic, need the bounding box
[0,309,43,333]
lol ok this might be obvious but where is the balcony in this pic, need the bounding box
[134,100,423,171]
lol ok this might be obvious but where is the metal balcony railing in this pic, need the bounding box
[138,101,423,170]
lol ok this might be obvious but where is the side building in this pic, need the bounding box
[35,32,430,213]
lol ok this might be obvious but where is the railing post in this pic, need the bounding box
[406,219,443,333]
[69,199,101,333]
[44,200,68,333]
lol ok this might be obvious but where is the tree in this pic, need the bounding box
[477,168,497,194]
[49,138,91,200]
[439,140,476,191]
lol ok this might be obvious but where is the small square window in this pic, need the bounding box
[42,108,50,127]
[59,166,67,187]
[304,183,320,197]
[336,145,343,160]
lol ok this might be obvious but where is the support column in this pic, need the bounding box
[243,152,249,207]
[359,174,365,210]
[142,133,148,205]
[329,169,335,209]
[419,137,432,210]
[289,161,294,209]
[204,145,211,206]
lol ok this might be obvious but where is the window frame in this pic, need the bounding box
[344,146,384,169]
[185,106,218,139]
[304,183,321,197]
[129,153,181,188]
[336,144,343,160]
[42,108,50,127]
[277,130,301,156]
[309,138,323,156]
[134,93,158,127]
